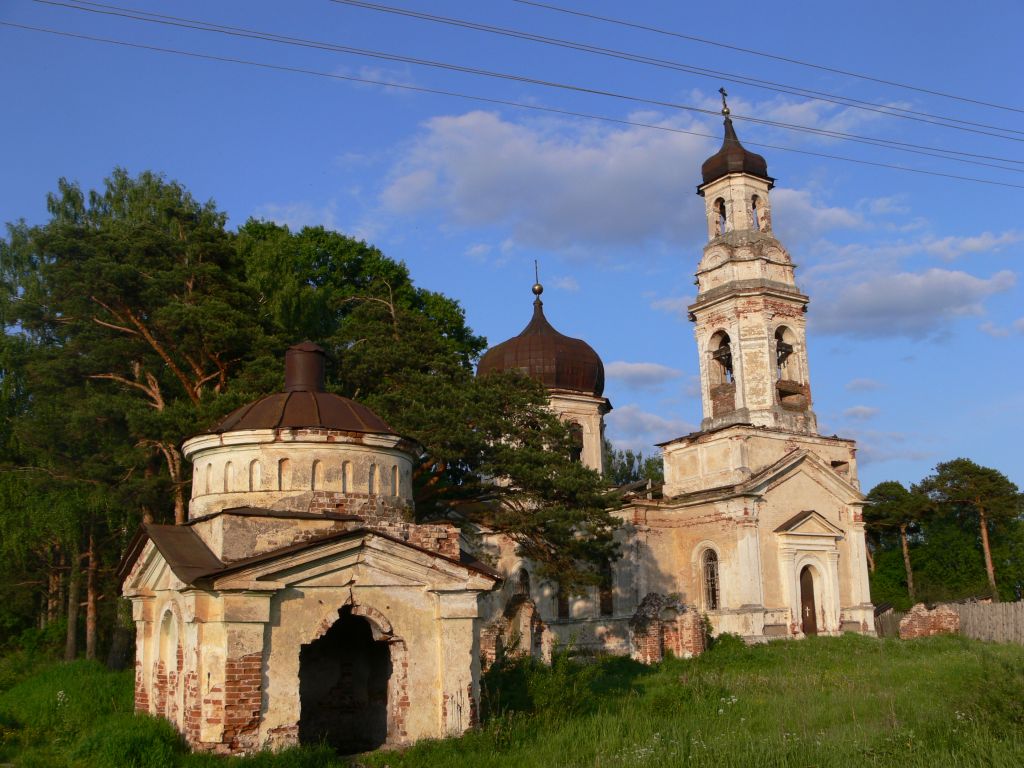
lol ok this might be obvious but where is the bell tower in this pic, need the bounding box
[689,91,817,434]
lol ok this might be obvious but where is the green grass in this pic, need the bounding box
[0,634,1021,767]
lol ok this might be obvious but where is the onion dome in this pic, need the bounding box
[477,283,605,397]
[212,342,395,434]
[701,114,773,187]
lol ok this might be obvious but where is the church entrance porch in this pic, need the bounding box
[298,607,391,753]
[800,566,818,636]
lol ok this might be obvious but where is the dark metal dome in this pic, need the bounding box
[211,342,396,435]
[701,116,773,187]
[477,292,605,397]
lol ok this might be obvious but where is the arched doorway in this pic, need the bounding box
[799,566,818,636]
[298,606,392,753]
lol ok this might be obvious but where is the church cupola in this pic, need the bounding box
[688,93,817,435]
[698,89,775,241]
[478,275,610,473]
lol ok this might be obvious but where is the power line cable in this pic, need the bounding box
[3,20,1024,191]
[513,0,1024,116]
[30,0,1024,171]
[329,0,1024,140]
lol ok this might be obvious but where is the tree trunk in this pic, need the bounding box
[865,546,875,574]
[978,507,1000,602]
[46,555,61,626]
[86,530,98,660]
[899,523,915,601]
[64,551,80,661]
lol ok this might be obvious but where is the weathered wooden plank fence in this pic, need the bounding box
[950,601,1024,645]
[873,602,1024,644]
[873,610,905,638]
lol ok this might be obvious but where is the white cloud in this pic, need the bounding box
[605,404,696,452]
[252,200,337,231]
[843,405,880,421]
[380,110,711,251]
[606,362,683,390]
[650,295,694,318]
[979,321,1011,338]
[861,196,910,216]
[845,378,883,392]
[770,188,861,242]
[843,429,934,466]
[922,231,1021,261]
[811,268,1016,339]
[550,276,580,292]
[465,243,491,259]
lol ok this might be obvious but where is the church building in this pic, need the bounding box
[119,103,873,756]
[476,104,874,652]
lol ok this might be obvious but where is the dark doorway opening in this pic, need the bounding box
[298,606,391,753]
[800,566,818,636]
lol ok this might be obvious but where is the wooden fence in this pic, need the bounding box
[873,610,905,638]
[873,602,1024,644]
[950,601,1024,645]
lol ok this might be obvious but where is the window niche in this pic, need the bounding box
[702,549,720,611]
[709,331,736,416]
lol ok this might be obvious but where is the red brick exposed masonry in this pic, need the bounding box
[629,593,705,664]
[898,603,960,639]
[222,652,263,752]
[134,659,149,714]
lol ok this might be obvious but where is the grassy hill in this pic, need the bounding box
[1,634,1021,767]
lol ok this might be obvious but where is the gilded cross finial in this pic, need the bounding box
[532,259,543,296]
[719,87,730,116]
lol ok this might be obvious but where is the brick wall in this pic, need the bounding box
[629,593,705,664]
[222,652,263,752]
[898,603,960,639]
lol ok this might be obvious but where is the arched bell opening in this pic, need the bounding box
[298,606,392,754]
[774,326,808,411]
[708,331,736,416]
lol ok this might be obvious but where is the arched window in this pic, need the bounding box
[391,465,399,496]
[311,460,323,491]
[341,461,351,493]
[223,461,233,493]
[248,459,261,492]
[368,464,377,495]
[715,198,727,235]
[204,463,212,495]
[515,568,530,597]
[702,550,720,610]
[277,458,290,491]
[567,422,584,463]
[751,195,761,231]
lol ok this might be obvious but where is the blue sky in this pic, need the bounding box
[2,0,1023,491]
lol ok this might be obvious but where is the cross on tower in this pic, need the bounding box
[719,87,730,116]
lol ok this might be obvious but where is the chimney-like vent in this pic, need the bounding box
[284,342,326,392]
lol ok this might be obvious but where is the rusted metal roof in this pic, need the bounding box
[117,523,225,586]
[210,341,396,435]
[477,297,605,396]
[213,390,395,434]
[700,116,773,188]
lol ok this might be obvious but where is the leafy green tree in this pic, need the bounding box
[917,459,1022,601]
[602,439,664,486]
[865,481,927,601]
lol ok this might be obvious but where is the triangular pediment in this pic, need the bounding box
[207,531,496,592]
[774,509,845,538]
[740,449,863,504]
